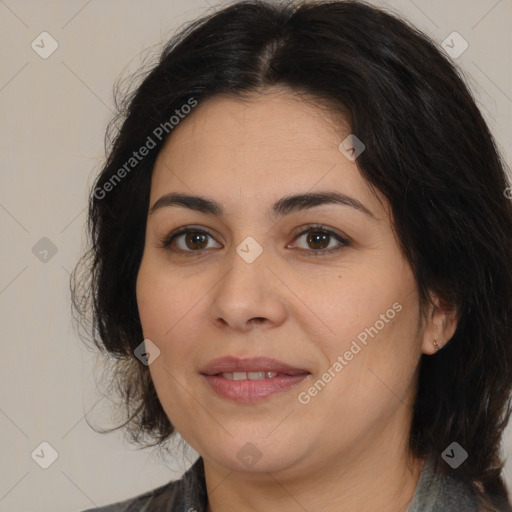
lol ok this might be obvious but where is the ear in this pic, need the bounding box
[420,293,459,355]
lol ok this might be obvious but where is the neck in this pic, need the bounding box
[203,434,425,512]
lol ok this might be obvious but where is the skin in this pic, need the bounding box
[136,87,458,512]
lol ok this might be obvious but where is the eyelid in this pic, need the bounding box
[157,223,351,255]
[156,225,220,250]
[288,224,351,254]
[290,223,350,242]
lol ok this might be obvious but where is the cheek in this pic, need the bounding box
[136,262,202,425]
[320,298,421,408]
[310,267,421,393]
[136,257,198,341]
[135,257,210,414]
[311,269,404,347]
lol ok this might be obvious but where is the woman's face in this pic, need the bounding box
[136,89,449,476]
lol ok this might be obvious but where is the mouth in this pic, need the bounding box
[200,356,311,402]
[218,371,290,380]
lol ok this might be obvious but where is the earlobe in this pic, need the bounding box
[420,294,459,355]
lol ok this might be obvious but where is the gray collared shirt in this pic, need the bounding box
[81,453,481,511]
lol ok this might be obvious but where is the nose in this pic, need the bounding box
[209,246,288,333]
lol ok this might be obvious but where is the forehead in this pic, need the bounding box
[156,89,348,162]
[150,90,387,220]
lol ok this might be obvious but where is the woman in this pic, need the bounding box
[72,0,512,510]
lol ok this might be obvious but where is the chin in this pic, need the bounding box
[215,450,298,475]
[195,432,309,474]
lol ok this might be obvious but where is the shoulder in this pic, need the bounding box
[77,457,207,512]
[77,482,172,512]
[407,453,480,512]
[78,480,175,512]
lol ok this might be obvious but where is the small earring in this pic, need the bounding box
[433,339,443,351]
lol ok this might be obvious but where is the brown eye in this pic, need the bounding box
[159,227,222,254]
[183,232,208,250]
[290,225,351,256]
[306,231,330,250]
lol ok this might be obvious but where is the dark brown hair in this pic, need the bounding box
[71,1,512,509]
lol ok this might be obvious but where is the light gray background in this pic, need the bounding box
[0,0,511,510]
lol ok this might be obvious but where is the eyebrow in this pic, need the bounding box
[148,191,376,219]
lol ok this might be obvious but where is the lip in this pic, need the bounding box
[200,356,311,403]
[199,356,309,376]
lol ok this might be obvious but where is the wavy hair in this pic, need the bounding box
[71,1,512,509]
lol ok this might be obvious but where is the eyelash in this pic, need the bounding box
[157,224,351,257]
